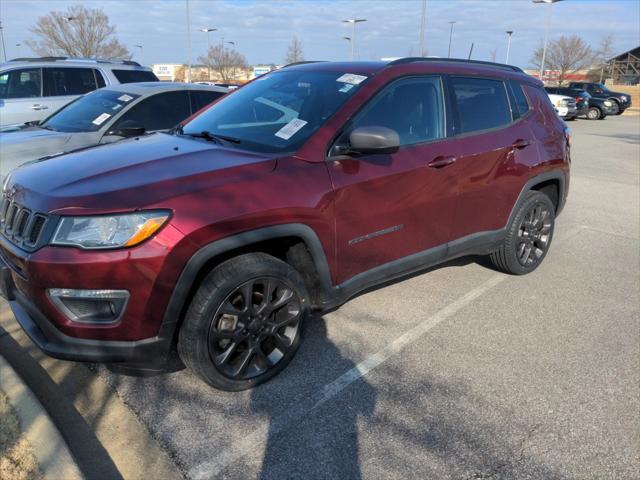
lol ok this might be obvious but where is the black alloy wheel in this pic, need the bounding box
[516,203,552,268]
[208,277,302,380]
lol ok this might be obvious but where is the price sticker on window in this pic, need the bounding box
[118,94,134,102]
[336,73,367,85]
[92,113,111,126]
[275,118,308,140]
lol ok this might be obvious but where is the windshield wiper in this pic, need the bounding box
[180,128,242,145]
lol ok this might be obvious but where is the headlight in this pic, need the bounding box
[604,100,612,106]
[52,211,170,249]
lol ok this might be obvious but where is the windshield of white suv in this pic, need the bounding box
[41,89,141,133]
[181,70,369,153]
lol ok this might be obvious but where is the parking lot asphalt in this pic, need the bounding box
[2,114,639,480]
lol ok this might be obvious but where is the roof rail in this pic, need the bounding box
[7,56,142,67]
[387,57,524,73]
[281,60,327,69]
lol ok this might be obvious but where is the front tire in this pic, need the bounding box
[489,191,555,275]
[178,253,309,391]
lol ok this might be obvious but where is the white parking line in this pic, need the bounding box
[189,225,585,479]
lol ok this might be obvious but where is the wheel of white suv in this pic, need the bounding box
[489,191,555,275]
[178,253,309,391]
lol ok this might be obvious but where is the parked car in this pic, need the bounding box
[546,92,577,119]
[0,58,570,391]
[0,57,159,127]
[545,87,589,117]
[0,82,227,181]
[568,82,632,115]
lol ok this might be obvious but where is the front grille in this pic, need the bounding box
[0,194,49,249]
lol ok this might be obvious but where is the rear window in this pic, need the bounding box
[111,70,159,84]
[451,77,512,134]
[510,81,530,117]
[44,67,98,96]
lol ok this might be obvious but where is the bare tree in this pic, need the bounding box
[530,35,592,85]
[592,35,615,82]
[199,44,248,83]
[25,5,130,60]
[285,36,304,64]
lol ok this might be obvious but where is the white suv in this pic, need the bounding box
[0,57,159,127]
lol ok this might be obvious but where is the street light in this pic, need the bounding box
[135,44,143,63]
[200,28,216,80]
[15,43,21,57]
[342,19,366,60]
[343,36,351,58]
[505,31,513,64]
[447,21,456,58]
[0,22,7,62]
[533,0,564,82]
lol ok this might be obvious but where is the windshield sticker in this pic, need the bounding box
[336,73,367,85]
[275,118,308,140]
[339,83,355,93]
[118,94,134,102]
[92,113,112,126]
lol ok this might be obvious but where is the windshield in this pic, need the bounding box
[181,70,369,153]
[42,89,141,133]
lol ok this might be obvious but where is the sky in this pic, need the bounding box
[1,0,639,69]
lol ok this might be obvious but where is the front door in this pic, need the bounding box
[327,76,458,284]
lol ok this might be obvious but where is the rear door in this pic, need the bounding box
[327,75,459,284]
[42,67,99,115]
[447,76,539,240]
[0,67,45,125]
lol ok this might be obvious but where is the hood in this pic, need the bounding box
[7,132,277,214]
[0,128,73,177]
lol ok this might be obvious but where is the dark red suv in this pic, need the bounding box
[0,59,570,390]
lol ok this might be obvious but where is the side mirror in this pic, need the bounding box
[106,120,146,137]
[349,126,400,155]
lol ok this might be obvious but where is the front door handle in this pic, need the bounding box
[31,104,48,111]
[512,139,532,149]
[428,155,457,168]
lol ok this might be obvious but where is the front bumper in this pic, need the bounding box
[0,252,175,369]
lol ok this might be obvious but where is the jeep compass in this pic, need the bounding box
[0,59,570,390]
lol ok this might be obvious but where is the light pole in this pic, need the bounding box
[15,43,21,57]
[200,28,215,80]
[419,0,426,57]
[342,19,366,60]
[505,31,513,64]
[135,44,143,63]
[533,0,564,82]
[185,0,192,83]
[447,21,456,58]
[343,36,351,59]
[0,22,7,62]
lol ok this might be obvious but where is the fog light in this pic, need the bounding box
[47,289,129,324]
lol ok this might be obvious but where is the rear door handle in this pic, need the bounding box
[31,104,48,111]
[428,155,457,168]
[512,139,532,149]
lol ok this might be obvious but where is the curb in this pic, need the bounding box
[0,354,84,480]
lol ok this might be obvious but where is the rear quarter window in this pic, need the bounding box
[510,81,530,117]
[451,77,512,134]
[111,70,159,84]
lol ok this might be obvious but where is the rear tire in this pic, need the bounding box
[587,107,601,120]
[489,191,555,275]
[178,253,310,391]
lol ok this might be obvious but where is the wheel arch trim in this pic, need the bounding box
[158,223,334,335]
[506,170,567,227]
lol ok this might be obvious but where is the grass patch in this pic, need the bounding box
[0,389,42,480]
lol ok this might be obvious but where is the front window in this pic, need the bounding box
[41,89,140,133]
[181,70,369,153]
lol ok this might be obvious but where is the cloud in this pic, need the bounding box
[1,0,638,67]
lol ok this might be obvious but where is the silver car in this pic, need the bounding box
[0,82,228,180]
[0,57,161,127]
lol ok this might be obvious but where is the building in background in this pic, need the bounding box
[606,46,640,85]
[152,63,252,83]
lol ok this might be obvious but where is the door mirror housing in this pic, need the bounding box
[348,126,400,155]
[106,120,146,137]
